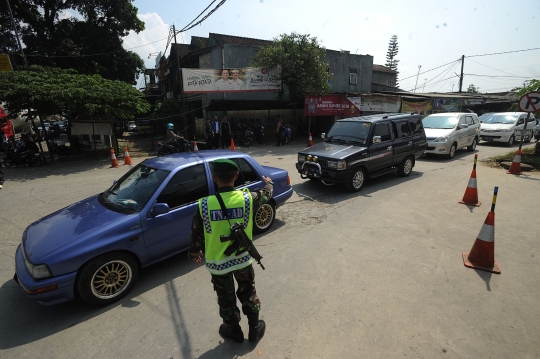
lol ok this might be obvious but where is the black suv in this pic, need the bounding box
[296,113,426,192]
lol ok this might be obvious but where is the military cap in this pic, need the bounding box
[212,158,239,171]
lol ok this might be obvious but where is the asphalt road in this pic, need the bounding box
[0,139,539,359]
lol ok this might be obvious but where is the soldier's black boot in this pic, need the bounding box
[219,323,244,343]
[247,314,266,343]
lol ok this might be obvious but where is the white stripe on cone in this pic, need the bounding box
[466,177,477,189]
[512,155,521,162]
[477,223,495,242]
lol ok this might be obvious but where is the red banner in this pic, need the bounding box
[304,95,361,117]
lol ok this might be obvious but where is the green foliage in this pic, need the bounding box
[251,33,331,102]
[512,79,540,96]
[0,0,145,83]
[0,65,150,120]
[467,84,479,93]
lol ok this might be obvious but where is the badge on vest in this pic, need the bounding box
[210,208,244,221]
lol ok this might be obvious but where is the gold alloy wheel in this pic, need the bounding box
[90,260,132,299]
[255,204,274,230]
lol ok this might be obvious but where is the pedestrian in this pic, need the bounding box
[188,159,273,344]
[205,118,214,150]
[212,116,221,149]
[221,116,231,149]
[275,115,284,146]
[0,170,3,189]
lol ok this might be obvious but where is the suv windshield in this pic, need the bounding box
[422,116,458,129]
[326,121,370,144]
[479,113,494,122]
[483,114,517,125]
[99,164,170,212]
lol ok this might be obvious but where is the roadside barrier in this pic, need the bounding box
[462,186,501,274]
[231,138,236,151]
[506,148,522,175]
[193,141,199,151]
[109,149,120,168]
[123,147,133,166]
[459,154,481,207]
[307,133,313,147]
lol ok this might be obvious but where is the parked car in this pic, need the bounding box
[423,113,480,159]
[479,112,536,146]
[296,113,426,192]
[52,121,65,133]
[534,119,540,141]
[37,122,51,134]
[14,151,293,306]
[126,121,137,132]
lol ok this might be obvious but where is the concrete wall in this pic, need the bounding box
[326,50,373,93]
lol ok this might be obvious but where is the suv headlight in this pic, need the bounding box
[24,256,52,279]
[434,135,449,142]
[328,160,347,170]
[298,154,305,163]
[499,129,511,132]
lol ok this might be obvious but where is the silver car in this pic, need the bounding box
[422,113,480,159]
[479,112,536,146]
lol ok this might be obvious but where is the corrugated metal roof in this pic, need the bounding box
[208,33,272,47]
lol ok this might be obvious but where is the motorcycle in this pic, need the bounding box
[153,137,193,156]
[2,143,43,168]
[282,124,292,145]
[236,126,253,147]
[254,124,265,144]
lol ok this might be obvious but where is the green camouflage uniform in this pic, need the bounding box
[189,183,273,325]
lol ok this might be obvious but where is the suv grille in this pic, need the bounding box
[318,159,328,167]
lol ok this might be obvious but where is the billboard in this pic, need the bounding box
[182,67,280,93]
[304,95,402,116]
[434,98,460,112]
[401,99,433,114]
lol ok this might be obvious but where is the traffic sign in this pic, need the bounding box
[0,54,13,72]
[518,92,540,112]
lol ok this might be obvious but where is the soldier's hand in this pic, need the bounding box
[192,250,203,264]
[262,176,272,184]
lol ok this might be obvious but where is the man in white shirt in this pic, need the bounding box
[230,69,244,91]
[214,69,233,91]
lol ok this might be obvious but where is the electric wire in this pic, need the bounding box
[180,1,218,31]
[467,47,540,58]
[399,59,461,82]
[465,57,522,77]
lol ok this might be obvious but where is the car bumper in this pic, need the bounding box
[296,162,352,183]
[14,245,77,305]
[273,187,293,208]
[424,141,452,155]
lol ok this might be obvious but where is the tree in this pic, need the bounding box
[385,35,399,87]
[0,0,145,84]
[510,79,540,113]
[251,33,331,132]
[0,65,150,159]
[152,100,184,136]
[467,84,480,93]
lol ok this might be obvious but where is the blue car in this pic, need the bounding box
[14,151,293,306]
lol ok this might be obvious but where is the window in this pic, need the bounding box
[232,158,259,188]
[373,122,392,142]
[156,164,208,209]
[388,82,394,87]
[465,116,474,125]
[408,117,424,135]
[473,117,479,124]
[517,118,525,125]
[349,68,357,84]
[392,120,411,139]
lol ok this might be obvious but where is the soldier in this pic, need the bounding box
[189,159,273,344]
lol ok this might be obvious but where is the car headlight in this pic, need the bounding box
[499,129,511,132]
[434,135,449,142]
[306,155,312,161]
[24,256,52,279]
[327,160,347,170]
[298,154,305,162]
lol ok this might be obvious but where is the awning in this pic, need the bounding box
[71,122,113,136]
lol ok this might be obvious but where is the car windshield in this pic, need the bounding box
[326,121,370,144]
[478,113,494,122]
[99,164,170,212]
[422,116,458,129]
[483,115,517,125]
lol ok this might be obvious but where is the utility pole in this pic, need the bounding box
[458,55,465,93]
[451,84,454,92]
[413,65,421,93]
[422,78,427,93]
[4,0,28,67]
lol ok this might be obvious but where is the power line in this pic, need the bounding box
[399,59,461,82]
[181,1,218,31]
[180,0,227,32]
[465,57,522,77]
[467,47,540,58]
[466,74,535,79]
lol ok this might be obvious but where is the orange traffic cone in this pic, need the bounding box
[307,133,313,147]
[462,186,501,274]
[230,138,236,151]
[109,149,119,168]
[193,141,198,151]
[459,154,481,207]
[123,147,133,165]
[506,148,522,175]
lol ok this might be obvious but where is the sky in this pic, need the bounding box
[123,0,540,93]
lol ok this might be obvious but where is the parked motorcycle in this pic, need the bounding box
[254,124,265,144]
[236,126,253,147]
[153,137,193,156]
[2,143,43,168]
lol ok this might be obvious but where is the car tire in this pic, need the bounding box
[4,158,17,168]
[397,156,414,177]
[345,167,366,192]
[467,138,477,152]
[507,135,514,146]
[446,143,457,159]
[77,252,138,306]
[253,201,275,234]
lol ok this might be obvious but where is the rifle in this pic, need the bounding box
[215,193,265,270]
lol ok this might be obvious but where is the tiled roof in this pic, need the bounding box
[373,64,398,73]
[172,43,195,58]
[191,36,208,49]
[209,33,272,47]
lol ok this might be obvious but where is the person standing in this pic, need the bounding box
[189,159,273,344]
[205,118,214,150]
[275,115,284,146]
[220,116,232,149]
[212,116,221,150]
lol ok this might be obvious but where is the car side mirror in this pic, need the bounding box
[149,203,170,218]
[372,136,382,144]
[321,132,326,139]
[460,123,469,129]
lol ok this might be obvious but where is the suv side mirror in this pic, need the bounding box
[372,136,382,144]
[321,132,326,139]
[460,123,469,129]
[148,203,170,218]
